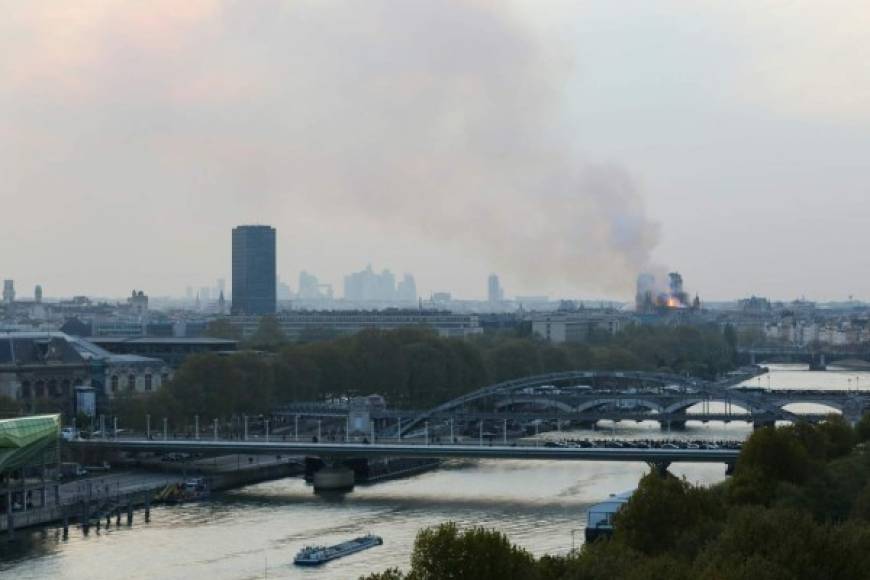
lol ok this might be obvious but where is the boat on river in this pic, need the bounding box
[294,534,383,566]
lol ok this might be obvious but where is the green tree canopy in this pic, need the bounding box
[245,315,288,351]
[203,317,242,341]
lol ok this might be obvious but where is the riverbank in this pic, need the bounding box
[2,454,307,537]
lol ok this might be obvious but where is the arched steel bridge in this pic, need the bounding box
[276,368,870,436]
[273,369,870,437]
[399,370,713,434]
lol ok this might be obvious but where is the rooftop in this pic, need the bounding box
[88,337,237,345]
[0,332,164,366]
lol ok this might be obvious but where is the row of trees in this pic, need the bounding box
[112,322,739,424]
[363,415,870,580]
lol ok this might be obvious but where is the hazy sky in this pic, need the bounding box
[2,1,869,302]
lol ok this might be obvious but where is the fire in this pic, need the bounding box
[666,296,681,309]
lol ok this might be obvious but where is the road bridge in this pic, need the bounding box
[738,346,870,369]
[67,438,738,464]
[66,437,738,487]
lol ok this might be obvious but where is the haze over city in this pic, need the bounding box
[3,1,869,301]
[6,3,870,580]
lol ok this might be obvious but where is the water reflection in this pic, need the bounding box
[1,365,868,579]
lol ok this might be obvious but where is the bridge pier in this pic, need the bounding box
[646,460,671,476]
[313,465,355,493]
[809,353,827,371]
[752,418,776,430]
[661,420,687,432]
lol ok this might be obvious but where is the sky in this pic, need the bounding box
[2,1,869,302]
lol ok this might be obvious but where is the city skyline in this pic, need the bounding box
[4,4,870,578]
[3,2,870,302]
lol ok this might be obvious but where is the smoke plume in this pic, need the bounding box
[0,1,661,297]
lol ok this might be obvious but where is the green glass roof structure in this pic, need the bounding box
[0,414,59,474]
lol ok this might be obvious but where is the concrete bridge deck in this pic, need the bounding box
[68,438,739,465]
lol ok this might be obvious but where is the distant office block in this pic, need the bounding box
[344,265,397,301]
[397,274,417,302]
[2,280,14,304]
[487,274,504,303]
[231,225,277,315]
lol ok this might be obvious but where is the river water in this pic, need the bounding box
[2,365,868,580]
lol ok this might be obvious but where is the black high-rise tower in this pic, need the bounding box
[231,225,276,315]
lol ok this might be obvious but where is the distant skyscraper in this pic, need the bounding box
[276,278,293,301]
[231,225,277,315]
[397,274,417,302]
[487,274,503,303]
[343,265,397,301]
[34,285,43,304]
[298,271,321,299]
[2,280,14,304]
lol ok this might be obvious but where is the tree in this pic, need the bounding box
[0,395,22,417]
[401,342,450,407]
[692,508,861,580]
[736,426,812,485]
[203,318,242,341]
[817,414,856,459]
[855,412,870,443]
[110,390,150,431]
[407,523,538,580]
[303,341,353,399]
[245,315,287,351]
[486,339,541,382]
[350,330,409,402]
[614,473,723,556]
[723,323,738,357]
[360,569,406,580]
[273,347,322,402]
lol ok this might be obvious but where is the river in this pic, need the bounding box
[1,365,868,580]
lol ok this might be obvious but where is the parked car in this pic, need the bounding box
[61,427,80,441]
